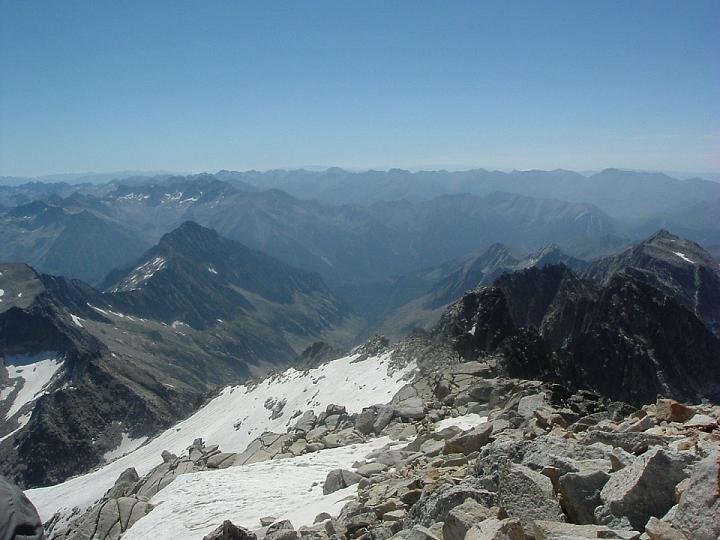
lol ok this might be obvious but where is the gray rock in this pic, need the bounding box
[355,408,377,435]
[671,449,720,540]
[202,520,257,540]
[595,447,691,530]
[374,405,395,433]
[206,452,237,469]
[443,499,506,540]
[496,463,565,530]
[559,469,610,524]
[531,521,627,540]
[443,424,492,455]
[582,432,667,454]
[322,428,365,448]
[406,525,440,540]
[104,467,139,499]
[265,520,298,540]
[293,411,317,433]
[394,397,426,420]
[323,469,363,495]
[465,517,524,540]
[355,462,388,477]
[517,394,547,419]
[408,484,497,526]
[645,517,687,540]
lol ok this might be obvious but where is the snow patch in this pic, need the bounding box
[113,256,166,291]
[2,353,63,420]
[103,433,149,463]
[26,352,415,527]
[673,251,694,264]
[208,267,218,274]
[435,413,488,432]
[123,437,401,540]
[70,314,84,328]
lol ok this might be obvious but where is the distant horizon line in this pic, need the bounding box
[2,165,720,184]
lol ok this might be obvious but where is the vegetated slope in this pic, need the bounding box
[435,231,720,406]
[0,223,356,488]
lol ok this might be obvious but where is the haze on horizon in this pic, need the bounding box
[1,0,719,177]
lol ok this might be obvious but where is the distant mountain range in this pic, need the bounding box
[0,169,716,289]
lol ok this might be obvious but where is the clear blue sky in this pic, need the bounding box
[1,0,718,176]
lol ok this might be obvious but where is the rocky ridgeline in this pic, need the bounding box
[49,352,719,540]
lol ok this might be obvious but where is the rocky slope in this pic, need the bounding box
[0,223,357,488]
[32,328,719,540]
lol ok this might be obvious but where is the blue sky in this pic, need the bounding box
[1,1,718,176]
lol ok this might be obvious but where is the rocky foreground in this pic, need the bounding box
[50,342,719,540]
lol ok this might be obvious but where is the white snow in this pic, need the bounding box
[70,314,84,328]
[26,352,415,527]
[103,433,149,463]
[0,288,4,297]
[673,251,694,264]
[434,413,488,432]
[123,437,401,540]
[208,267,218,274]
[0,412,31,442]
[469,323,477,336]
[2,353,63,419]
[114,256,167,291]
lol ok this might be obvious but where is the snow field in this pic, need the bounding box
[26,352,416,527]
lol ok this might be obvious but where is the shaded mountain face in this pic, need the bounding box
[433,231,720,406]
[0,223,356,488]
[0,203,150,285]
[343,242,590,341]
[102,221,343,331]
[583,229,720,335]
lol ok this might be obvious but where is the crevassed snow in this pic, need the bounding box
[26,352,415,526]
[434,413,488,432]
[673,251,694,264]
[2,353,63,419]
[124,437,400,540]
[70,314,84,328]
[103,433,148,463]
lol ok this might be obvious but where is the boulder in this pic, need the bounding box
[202,520,257,540]
[443,499,506,540]
[595,447,691,530]
[355,408,377,435]
[531,521,637,540]
[671,450,720,540]
[645,517,688,540]
[655,400,695,424]
[443,424,492,455]
[496,463,565,530]
[394,397,426,420]
[373,405,395,433]
[104,467,139,499]
[582,431,667,454]
[407,525,441,540]
[517,394,547,419]
[558,469,610,524]
[265,520,298,540]
[682,414,717,430]
[465,517,524,540]
[206,453,237,469]
[355,462,388,477]
[323,469,363,495]
[408,484,497,526]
